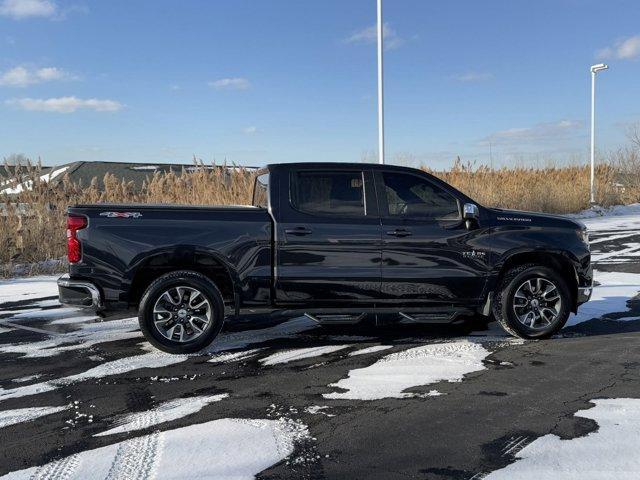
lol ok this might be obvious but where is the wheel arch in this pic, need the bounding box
[491,249,579,313]
[126,246,238,310]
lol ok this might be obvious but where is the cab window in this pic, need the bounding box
[381,172,459,219]
[252,173,269,208]
[291,171,365,216]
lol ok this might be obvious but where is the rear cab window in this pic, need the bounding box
[253,173,269,208]
[290,171,366,217]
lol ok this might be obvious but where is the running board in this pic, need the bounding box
[304,313,367,325]
[398,311,458,324]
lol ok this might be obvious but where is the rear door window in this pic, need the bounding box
[291,171,365,216]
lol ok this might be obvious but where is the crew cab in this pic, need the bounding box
[58,163,592,353]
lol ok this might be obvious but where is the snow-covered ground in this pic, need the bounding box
[94,394,229,437]
[0,205,639,479]
[324,340,490,400]
[0,417,310,480]
[486,398,640,480]
[0,276,59,304]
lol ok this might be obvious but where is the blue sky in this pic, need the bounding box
[1,0,639,169]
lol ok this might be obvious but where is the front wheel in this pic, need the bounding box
[138,270,225,354]
[493,264,571,339]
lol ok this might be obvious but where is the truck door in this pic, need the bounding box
[274,167,382,306]
[374,170,489,305]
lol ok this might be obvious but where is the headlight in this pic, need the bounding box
[578,229,589,246]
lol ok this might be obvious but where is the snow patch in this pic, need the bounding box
[0,348,188,401]
[260,345,351,366]
[204,316,319,354]
[305,405,335,417]
[208,348,263,364]
[0,318,141,358]
[566,271,640,326]
[130,165,160,170]
[1,167,69,195]
[485,398,640,479]
[0,405,68,429]
[11,374,42,383]
[0,417,309,480]
[0,276,59,305]
[324,340,490,400]
[573,203,640,220]
[95,394,228,436]
[349,345,393,356]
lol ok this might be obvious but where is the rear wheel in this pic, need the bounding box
[138,270,225,353]
[493,264,570,339]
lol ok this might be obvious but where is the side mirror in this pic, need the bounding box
[463,203,479,229]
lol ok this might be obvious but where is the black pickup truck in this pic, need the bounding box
[58,162,592,353]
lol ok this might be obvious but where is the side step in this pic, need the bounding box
[398,312,457,324]
[304,313,367,325]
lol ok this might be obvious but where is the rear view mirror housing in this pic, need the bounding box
[463,203,479,229]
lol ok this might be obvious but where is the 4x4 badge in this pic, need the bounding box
[99,212,143,218]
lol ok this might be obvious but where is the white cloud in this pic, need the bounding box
[0,66,77,87]
[208,77,251,90]
[243,126,258,135]
[596,35,640,60]
[6,96,124,113]
[169,84,181,91]
[451,72,494,82]
[344,23,404,51]
[481,120,582,146]
[0,0,56,19]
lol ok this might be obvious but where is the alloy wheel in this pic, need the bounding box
[152,286,212,342]
[512,277,562,330]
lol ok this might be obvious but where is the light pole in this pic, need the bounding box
[377,0,385,164]
[590,63,608,205]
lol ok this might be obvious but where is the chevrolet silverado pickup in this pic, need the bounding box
[58,163,593,353]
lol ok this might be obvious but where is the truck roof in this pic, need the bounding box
[264,162,425,173]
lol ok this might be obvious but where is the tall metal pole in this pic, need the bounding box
[590,70,596,204]
[377,0,385,164]
[589,63,608,205]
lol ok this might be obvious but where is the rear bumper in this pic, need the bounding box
[57,274,103,310]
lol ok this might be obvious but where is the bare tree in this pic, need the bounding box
[625,122,640,150]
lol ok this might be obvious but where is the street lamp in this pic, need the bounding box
[377,0,385,164]
[590,63,608,205]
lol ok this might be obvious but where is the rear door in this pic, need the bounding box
[375,169,489,305]
[274,167,382,306]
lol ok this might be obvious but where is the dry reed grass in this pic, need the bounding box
[1,162,254,274]
[1,156,639,276]
[427,157,636,213]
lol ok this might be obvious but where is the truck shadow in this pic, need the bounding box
[221,295,640,350]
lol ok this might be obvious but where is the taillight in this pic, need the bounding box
[67,215,87,263]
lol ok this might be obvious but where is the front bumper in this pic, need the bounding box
[57,274,103,310]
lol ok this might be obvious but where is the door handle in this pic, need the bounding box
[285,227,313,236]
[386,229,412,237]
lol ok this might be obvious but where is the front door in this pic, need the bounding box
[275,168,382,306]
[375,170,489,305]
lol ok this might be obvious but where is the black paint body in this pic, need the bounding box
[65,163,592,321]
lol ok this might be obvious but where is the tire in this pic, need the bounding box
[138,270,225,354]
[493,264,571,339]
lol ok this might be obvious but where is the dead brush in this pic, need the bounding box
[1,156,639,276]
[0,161,255,274]
[426,158,631,213]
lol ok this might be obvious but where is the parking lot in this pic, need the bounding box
[1,210,640,480]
